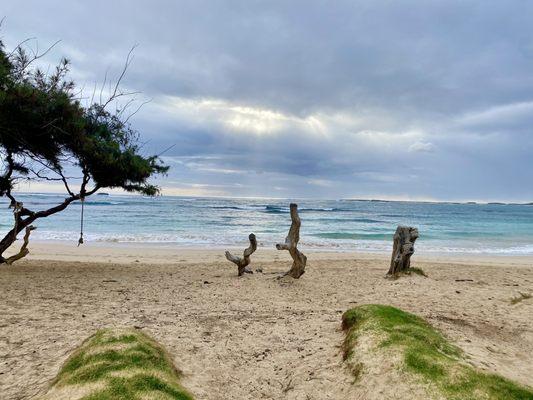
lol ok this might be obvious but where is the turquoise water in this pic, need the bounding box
[1,193,533,254]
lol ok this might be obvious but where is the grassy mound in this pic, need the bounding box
[40,328,194,400]
[342,305,533,400]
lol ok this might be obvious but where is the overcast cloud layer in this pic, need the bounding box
[3,0,533,201]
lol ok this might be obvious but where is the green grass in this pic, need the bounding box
[342,304,533,400]
[43,328,194,400]
[407,267,428,277]
[510,292,532,305]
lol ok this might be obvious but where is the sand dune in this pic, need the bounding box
[0,244,532,399]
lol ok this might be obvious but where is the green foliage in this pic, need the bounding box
[44,328,194,400]
[82,375,193,400]
[342,304,533,400]
[0,38,168,198]
[0,39,12,88]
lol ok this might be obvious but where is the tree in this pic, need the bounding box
[0,38,168,264]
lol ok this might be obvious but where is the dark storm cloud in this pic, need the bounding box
[3,1,533,200]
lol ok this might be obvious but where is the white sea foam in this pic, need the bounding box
[3,194,533,255]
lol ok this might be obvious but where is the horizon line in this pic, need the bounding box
[6,190,533,206]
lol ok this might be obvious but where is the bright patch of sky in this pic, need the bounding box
[3,0,533,201]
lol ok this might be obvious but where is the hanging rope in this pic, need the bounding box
[78,196,85,246]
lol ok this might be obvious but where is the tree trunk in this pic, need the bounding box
[0,195,81,264]
[225,233,257,276]
[4,225,36,264]
[387,226,419,275]
[276,203,307,278]
[0,203,33,264]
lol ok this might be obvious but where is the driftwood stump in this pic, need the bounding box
[276,203,307,278]
[225,233,257,276]
[387,225,419,275]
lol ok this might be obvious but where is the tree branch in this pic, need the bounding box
[101,45,138,109]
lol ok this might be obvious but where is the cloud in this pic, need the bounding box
[456,101,533,133]
[409,141,436,153]
[161,185,229,197]
[307,179,334,187]
[154,96,326,136]
[4,1,533,200]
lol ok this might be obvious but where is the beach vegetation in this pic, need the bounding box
[342,304,533,400]
[510,292,532,305]
[40,328,194,400]
[0,35,168,264]
[407,267,427,277]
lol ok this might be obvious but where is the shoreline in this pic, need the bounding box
[7,239,533,266]
[3,194,533,259]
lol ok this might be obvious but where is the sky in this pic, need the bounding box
[3,0,533,201]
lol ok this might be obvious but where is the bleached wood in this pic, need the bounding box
[225,233,257,276]
[276,203,307,278]
[387,225,419,275]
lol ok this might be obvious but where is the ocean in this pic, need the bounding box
[1,193,533,255]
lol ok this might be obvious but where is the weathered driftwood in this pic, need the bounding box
[387,225,419,275]
[225,233,257,276]
[276,203,307,278]
[5,225,36,265]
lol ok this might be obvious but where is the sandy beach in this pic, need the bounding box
[0,242,532,399]
[4,1,533,398]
